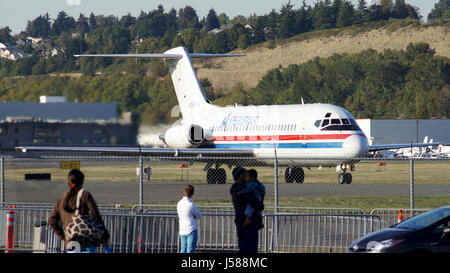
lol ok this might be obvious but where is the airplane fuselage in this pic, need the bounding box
[164,103,369,167]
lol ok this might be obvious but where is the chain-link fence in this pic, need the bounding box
[0,152,449,212]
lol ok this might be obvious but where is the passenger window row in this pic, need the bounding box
[212,123,297,133]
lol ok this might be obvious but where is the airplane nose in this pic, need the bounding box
[343,134,369,158]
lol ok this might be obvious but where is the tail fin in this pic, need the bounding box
[75,47,244,117]
[163,47,215,116]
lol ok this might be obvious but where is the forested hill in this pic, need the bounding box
[198,23,450,91]
[0,1,449,124]
[214,42,449,120]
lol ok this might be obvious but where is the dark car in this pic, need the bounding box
[349,206,450,253]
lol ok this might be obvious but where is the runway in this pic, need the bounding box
[3,180,450,205]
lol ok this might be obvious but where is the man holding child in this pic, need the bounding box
[230,166,265,253]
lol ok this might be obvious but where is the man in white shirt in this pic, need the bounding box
[177,185,202,253]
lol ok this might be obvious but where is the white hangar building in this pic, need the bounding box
[356,119,450,145]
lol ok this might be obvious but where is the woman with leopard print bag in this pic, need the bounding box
[48,169,110,253]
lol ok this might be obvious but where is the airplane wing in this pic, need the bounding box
[368,142,443,152]
[16,146,254,157]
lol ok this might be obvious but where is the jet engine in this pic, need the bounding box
[159,124,207,148]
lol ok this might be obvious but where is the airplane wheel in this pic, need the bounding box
[338,173,352,184]
[344,173,352,184]
[285,167,295,183]
[207,169,217,184]
[293,168,305,183]
[217,168,226,184]
[338,173,345,184]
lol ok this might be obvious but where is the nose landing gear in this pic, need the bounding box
[337,164,354,184]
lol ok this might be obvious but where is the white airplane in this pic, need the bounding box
[17,47,442,184]
[394,136,449,158]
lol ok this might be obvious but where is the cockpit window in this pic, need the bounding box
[331,119,341,125]
[341,119,349,125]
[321,124,361,131]
[321,119,329,127]
[325,113,332,118]
[314,120,321,127]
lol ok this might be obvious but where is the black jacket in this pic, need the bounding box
[230,182,264,236]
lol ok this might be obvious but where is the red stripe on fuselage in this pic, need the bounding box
[212,134,363,142]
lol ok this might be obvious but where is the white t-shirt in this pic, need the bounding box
[177,196,202,235]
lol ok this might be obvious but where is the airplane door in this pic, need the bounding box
[299,122,307,143]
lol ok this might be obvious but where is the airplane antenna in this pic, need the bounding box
[301,97,304,105]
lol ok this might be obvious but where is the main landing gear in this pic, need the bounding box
[203,164,354,185]
[206,168,227,184]
[284,167,305,183]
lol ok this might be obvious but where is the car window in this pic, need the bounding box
[434,220,450,235]
[397,208,450,230]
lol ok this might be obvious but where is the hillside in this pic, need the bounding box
[196,23,450,92]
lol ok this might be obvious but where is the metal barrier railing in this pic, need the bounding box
[370,208,431,227]
[263,213,383,253]
[132,204,366,215]
[0,206,389,253]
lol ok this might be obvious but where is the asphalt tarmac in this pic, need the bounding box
[3,180,450,205]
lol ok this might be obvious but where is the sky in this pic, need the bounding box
[0,0,439,34]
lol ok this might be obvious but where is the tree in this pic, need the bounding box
[403,4,421,19]
[278,3,296,39]
[355,0,369,23]
[428,0,450,19]
[367,4,384,21]
[392,0,408,19]
[119,13,136,28]
[88,12,98,29]
[380,0,393,19]
[312,0,336,30]
[337,1,355,28]
[295,1,313,34]
[25,13,51,38]
[251,16,267,44]
[0,27,13,44]
[165,8,178,33]
[171,28,198,52]
[205,8,220,31]
[218,13,229,25]
[76,13,90,35]
[265,9,279,40]
[136,6,168,38]
[177,6,200,30]
[406,42,436,61]
[52,11,76,35]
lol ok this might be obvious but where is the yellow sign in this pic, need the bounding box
[60,161,81,170]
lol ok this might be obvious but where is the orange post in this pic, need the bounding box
[5,205,16,253]
[137,235,141,253]
[397,209,404,224]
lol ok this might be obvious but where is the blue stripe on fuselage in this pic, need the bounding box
[213,142,343,149]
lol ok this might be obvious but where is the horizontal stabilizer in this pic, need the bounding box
[16,146,254,157]
[74,47,245,118]
[189,53,245,58]
[369,142,443,152]
[74,53,245,59]
[74,53,183,59]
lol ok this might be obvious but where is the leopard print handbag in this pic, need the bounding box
[64,189,106,246]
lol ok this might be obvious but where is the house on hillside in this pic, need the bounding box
[0,42,26,60]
